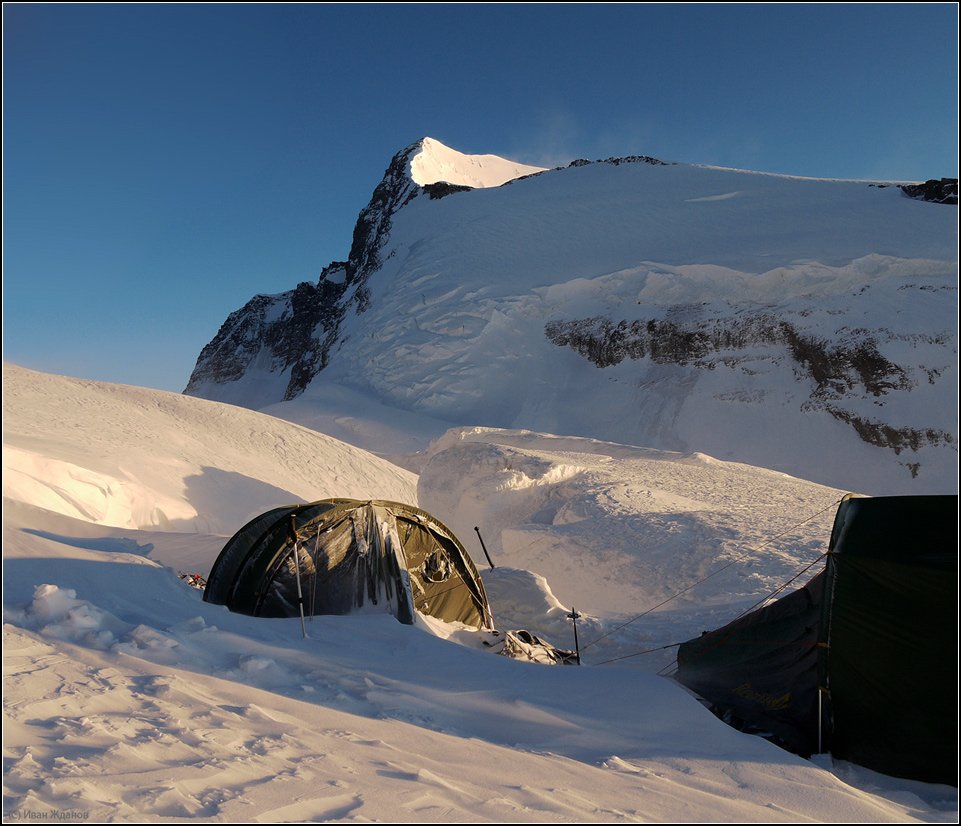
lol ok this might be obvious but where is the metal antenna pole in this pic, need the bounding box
[568,607,582,665]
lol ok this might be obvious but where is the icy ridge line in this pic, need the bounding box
[186,139,530,399]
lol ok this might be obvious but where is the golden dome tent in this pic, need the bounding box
[204,499,493,630]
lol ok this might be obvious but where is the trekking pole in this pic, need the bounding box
[568,607,582,665]
[308,530,320,621]
[288,515,308,639]
[473,526,496,570]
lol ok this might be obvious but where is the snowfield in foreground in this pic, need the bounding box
[3,364,957,822]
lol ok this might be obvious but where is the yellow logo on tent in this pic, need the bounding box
[734,682,791,711]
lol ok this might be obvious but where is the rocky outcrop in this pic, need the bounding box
[187,293,290,388]
[544,314,911,398]
[544,312,951,454]
[344,142,422,311]
[423,181,474,200]
[823,407,954,459]
[601,155,672,167]
[186,142,425,400]
[899,178,958,205]
[566,155,672,169]
[185,263,349,400]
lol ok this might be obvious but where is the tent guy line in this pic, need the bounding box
[594,641,686,667]
[597,553,831,669]
[579,497,846,653]
[729,552,830,624]
[673,494,957,785]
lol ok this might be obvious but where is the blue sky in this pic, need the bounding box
[4,3,958,392]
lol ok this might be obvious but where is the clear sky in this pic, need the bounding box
[4,3,958,392]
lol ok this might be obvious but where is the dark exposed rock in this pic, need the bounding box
[904,463,921,478]
[824,407,955,455]
[274,279,347,401]
[544,313,939,453]
[544,316,715,368]
[545,314,910,399]
[186,293,288,388]
[603,155,672,167]
[343,143,422,313]
[186,141,426,399]
[566,155,674,171]
[423,181,475,200]
[778,325,910,399]
[898,178,958,205]
[184,267,350,401]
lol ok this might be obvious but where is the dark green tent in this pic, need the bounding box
[204,499,494,630]
[675,494,958,785]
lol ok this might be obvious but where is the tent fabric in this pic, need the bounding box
[675,571,825,756]
[675,494,958,785]
[203,504,300,606]
[819,495,958,785]
[204,499,494,630]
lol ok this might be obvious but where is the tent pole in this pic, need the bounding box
[289,515,308,639]
[474,526,496,570]
[818,688,822,755]
[309,530,320,621]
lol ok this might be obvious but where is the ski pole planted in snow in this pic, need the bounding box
[288,515,308,639]
[473,526,496,570]
[568,608,582,665]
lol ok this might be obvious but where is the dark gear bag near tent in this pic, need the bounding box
[204,499,494,630]
[675,494,958,785]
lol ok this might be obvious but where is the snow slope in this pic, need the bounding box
[188,139,958,496]
[329,161,958,494]
[3,365,416,534]
[3,364,957,822]
[419,428,844,637]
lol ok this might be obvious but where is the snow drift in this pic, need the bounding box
[3,364,416,534]
[4,364,957,821]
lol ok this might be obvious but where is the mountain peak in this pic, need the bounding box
[186,140,957,495]
[409,137,547,189]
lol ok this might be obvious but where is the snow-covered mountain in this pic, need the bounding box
[186,137,958,495]
[4,363,957,821]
